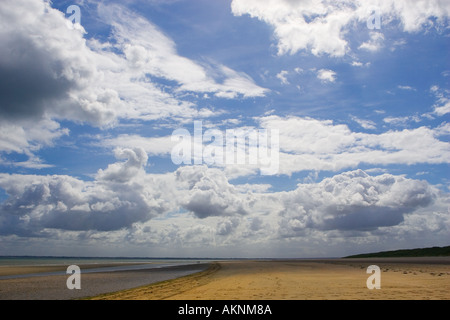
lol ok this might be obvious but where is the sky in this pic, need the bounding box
[0,0,449,258]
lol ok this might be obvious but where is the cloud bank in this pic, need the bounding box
[231,0,450,57]
[0,154,446,249]
[0,0,267,167]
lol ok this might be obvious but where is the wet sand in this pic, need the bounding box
[91,258,450,300]
[0,263,152,277]
[2,258,449,300]
[0,263,209,300]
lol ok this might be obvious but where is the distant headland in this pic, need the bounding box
[344,245,450,258]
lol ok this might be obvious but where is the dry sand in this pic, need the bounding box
[91,258,450,300]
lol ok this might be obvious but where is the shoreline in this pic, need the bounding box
[0,263,210,300]
[1,257,449,300]
[91,258,450,300]
[0,263,155,278]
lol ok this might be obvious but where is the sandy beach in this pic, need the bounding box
[1,258,449,300]
[0,263,209,300]
[91,258,450,300]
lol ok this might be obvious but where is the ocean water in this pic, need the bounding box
[0,256,209,280]
[0,256,203,266]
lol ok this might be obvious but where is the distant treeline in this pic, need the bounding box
[345,245,450,258]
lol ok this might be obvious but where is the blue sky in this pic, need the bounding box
[0,0,449,258]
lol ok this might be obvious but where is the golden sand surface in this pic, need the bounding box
[91,259,450,300]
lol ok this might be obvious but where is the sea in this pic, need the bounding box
[0,256,212,280]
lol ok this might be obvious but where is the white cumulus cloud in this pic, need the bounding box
[0,0,267,167]
[231,0,450,57]
[317,69,337,83]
